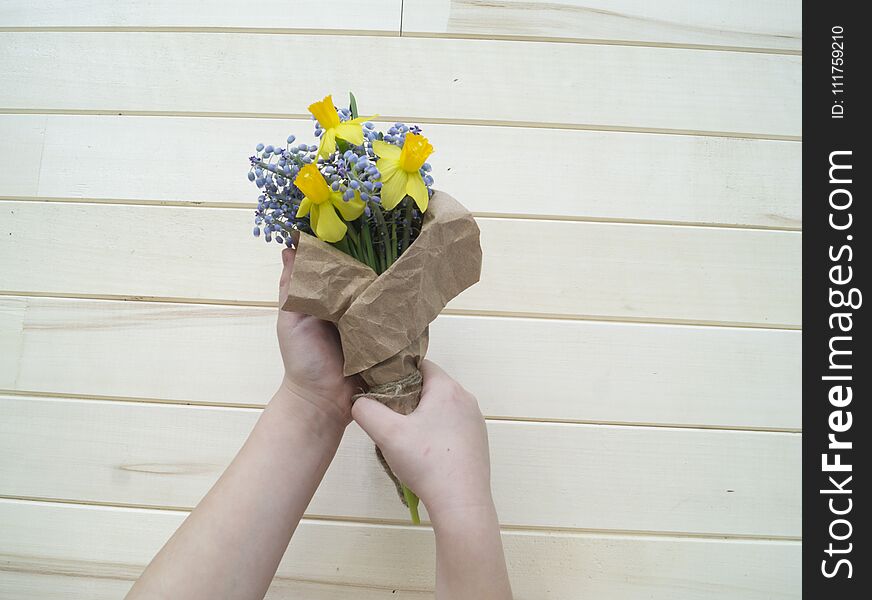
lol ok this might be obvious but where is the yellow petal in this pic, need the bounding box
[372,140,402,161]
[330,192,365,221]
[317,129,337,158]
[309,201,319,232]
[334,121,364,146]
[308,95,340,129]
[375,155,400,182]
[380,169,408,210]
[312,203,347,243]
[399,134,434,172]
[406,173,429,213]
[294,163,331,203]
[296,197,312,218]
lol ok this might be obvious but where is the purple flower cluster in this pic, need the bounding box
[248,136,318,246]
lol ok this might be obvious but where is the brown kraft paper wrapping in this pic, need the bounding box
[282,190,482,502]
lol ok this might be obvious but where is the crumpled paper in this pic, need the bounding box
[282,190,483,388]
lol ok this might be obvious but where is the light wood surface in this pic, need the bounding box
[0,0,802,54]
[0,202,801,327]
[0,395,801,536]
[0,32,801,137]
[0,499,802,600]
[0,4,801,597]
[0,0,802,53]
[0,114,802,228]
[402,0,801,52]
[0,296,801,429]
[0,0,403,32]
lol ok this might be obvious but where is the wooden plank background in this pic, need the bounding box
[0,1,801,598]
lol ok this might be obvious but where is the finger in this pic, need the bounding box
[351,397,406,447]
[417,360,468,415]
[278,246,296,306]
[420,359,453,393]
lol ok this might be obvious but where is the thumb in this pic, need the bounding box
[352,397,405,447]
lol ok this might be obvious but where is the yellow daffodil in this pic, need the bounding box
[294,163,365,243]
[372,134,434,212]
[309,95,374,159]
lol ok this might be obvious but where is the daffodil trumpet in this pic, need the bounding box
[309,94,377,159]
[293,163,365,243]
[372,134,434,212]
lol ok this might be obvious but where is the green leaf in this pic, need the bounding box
[349,92,359,119]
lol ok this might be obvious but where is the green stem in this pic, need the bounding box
[366,225,378,271]
[375,240,386,274]
[345,223,362,261]
[369,201,391,272]
[401,198,412,254]
[391,213,397,264]
[358,218,378,273]
[333,236,353,258]
[402,484,421,525]
[368,215,385,274]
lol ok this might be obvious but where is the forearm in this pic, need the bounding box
[431,499,513,600]
[126,384,344,600]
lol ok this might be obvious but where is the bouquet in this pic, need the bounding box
[246,94,482,523]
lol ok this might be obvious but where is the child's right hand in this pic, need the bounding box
[351,360,494,522]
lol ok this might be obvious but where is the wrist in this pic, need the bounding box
[270,379,347,444]
[427,492,499,531]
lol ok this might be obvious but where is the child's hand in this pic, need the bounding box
[276,247,359,430]
[351,360,493,521]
